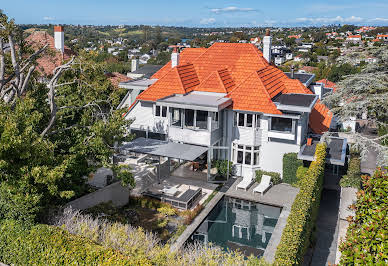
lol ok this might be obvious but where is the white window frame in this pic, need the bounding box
[155,105,168,118]
[232,143,260,166]
[234,112,258,128]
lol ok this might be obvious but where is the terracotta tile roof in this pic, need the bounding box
[316,79,337,92]
[137,63,199,101]
[105,72,131,88]
[151,48,206,79]
[309,100,333,134]
[131,43,332,134]
[227,71,281,114]
[196,68,235,93]
[26,31,75,76]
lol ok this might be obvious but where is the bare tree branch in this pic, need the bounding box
[41,57,75,137]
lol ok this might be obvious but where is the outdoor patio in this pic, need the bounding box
[143,175,219,210]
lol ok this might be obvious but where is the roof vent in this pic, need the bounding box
[291,65,295,79]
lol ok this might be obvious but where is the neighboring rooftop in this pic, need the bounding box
[298,137,347,166]
[128,64,163,79]
[284,72,314,86]
[26,30,75,76]
[316,79,337,92]
[105,72,131,88]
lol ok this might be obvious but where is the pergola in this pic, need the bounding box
[120,137,230,183]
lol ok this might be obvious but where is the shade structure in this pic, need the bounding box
[120,137,208,161]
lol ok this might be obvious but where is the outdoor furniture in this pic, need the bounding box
[253,175,273,195]
[236,176,254,191]
[162,188,202,210]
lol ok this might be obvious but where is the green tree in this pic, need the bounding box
[0,12,133,223]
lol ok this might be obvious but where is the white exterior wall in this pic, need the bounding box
[259,141,299,176]
[125,101,168,134]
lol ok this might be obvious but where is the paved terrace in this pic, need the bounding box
[225,178,299,263]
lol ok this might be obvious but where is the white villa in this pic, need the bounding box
[123,33,339,182]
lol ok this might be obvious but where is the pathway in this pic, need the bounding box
[310,189,340,265]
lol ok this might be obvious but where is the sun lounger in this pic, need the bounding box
[236,176,254,191]
[253,175,273,195]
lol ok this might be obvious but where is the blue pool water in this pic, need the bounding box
[188,196,281,258]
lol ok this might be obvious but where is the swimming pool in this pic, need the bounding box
[188,196,281,258]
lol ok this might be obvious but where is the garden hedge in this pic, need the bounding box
[274,142,327,265]
[256,169,282,185]
[339,154,361,189]
[339,169,387,265]
[0,219,142,265]
[283,153,303,185]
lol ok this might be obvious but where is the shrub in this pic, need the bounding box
[0,219,140,265]
[340,155,361,189]
[283,153,304,185]
[296,165,309,184]
[212,159,233,178]
[182,204,204,225]
[256,170,282,185]
[274,142,327,265]
[339,169,388,264]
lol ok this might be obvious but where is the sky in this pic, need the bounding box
[2,0,388,27]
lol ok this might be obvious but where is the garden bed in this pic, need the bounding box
[85,196,206,243]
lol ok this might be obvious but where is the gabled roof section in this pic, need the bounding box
[137,63,199,101]
[151,48,206,79]
[227,71,281,114]
[257,65,288,98]
[310,101,333,134]
[196,68,235,93]
[192,43,269,85]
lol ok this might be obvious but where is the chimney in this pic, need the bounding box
[263,29,272,63]
[54,26,64,54]
[291,65,295,79]
[171,47,180,68]
[131,58,139,72]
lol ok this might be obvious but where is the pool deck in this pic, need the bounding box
[170,177,299,263]
[225,178,299,210]
[226,178,299,263]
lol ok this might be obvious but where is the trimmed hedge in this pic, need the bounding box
[340,154,361,189]
[283,153,304,185]
[0,220,141,265]
[275,143,327,265]
[256,169,282,185]
[339,169,388,265]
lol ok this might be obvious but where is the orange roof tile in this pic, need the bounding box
[196,68,235,93]
[26,31,75,76]
[151,48,206,79]
[106,72,131,88]
[130,43,332,134]
[316,79,337,92]
[227,71,281,114]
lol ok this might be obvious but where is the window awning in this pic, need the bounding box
[120,137,208,161]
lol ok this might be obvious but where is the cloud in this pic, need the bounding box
[200,18,216,25]
[369,17,388,22]
[43,16,55,21]
[295,16,364,24]
[210,6,256,14]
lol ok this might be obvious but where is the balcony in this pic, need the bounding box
[233,127,262,146]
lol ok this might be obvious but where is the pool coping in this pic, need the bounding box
[170,191,225,252]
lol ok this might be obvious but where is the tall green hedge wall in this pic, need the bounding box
[0,220,143,265]
[339,169,387,264]
[275,143,327,265]
[283,153,303,185]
